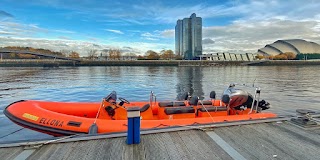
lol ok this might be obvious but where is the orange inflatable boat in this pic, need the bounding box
[4,86,277,136]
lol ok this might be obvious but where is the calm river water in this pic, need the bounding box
[1,66,320,143]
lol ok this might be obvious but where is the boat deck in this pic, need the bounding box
[1,119,319,160]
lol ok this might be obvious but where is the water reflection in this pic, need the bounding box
[1,66,319,108]
[146,66,159,76]
[176,67,204,100]
[1,66,320,142]
[102,66,122,78]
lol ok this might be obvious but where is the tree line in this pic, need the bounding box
[139,49,182,60]
[0,46,182,60]
[87,49,182,60]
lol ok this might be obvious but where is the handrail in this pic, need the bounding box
[149,91,157,108]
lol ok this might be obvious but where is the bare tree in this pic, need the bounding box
[88,49,97,60]
[101,49,109,60]
[124,53,137,60]
[109,49,121,60]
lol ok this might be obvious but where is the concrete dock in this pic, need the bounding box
[1,118,319,160]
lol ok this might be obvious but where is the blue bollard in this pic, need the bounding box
[127,117,134,144]
[133,116,140,144]
[126,107,140,145]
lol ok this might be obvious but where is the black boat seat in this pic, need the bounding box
[164,107,195,115]
[197,101,212,105]
[159,101,186,107]
[198,106,227,112]
[140,104,150,112]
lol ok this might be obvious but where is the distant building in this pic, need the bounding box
[199,53,256,61]
[175,13,202,60]
[257,39,320,59]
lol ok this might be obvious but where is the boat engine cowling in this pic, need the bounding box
[222,87,253,109]
[222,86,270,110]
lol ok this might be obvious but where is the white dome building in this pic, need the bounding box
[257,39,320,56]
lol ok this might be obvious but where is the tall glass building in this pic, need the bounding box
[175,13,202,60]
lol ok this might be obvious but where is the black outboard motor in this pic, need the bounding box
[222,84,270,110]
[258,100,270,110]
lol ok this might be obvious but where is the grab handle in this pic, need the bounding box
[150,91,157,108]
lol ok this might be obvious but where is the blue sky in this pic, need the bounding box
[1,0,320,56]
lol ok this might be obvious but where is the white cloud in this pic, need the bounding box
[125,0,320,28]
[131,0,320,53]
[202,19,320,53]
[144,37,159,41]
[0,21,30,35]
[9,0,320,26]
[58,36,71,40]
[2,0,320,53]
[160,29,174,38]
[0,30,15,35]
[141,30,174,40]
[105,29,124,34]
[54,29,76,34]
[141,32,159,41]
[141,32,154,37]
[202,38,215,44]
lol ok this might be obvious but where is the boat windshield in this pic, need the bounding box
[105,91,117,102]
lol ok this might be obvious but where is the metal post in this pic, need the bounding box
[127,107,140,145]
[255,88,261,112]
[150,91,156,109]
[249,88,259,114]
[150,91,153,108]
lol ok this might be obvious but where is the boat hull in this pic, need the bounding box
[4,100,277,136]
